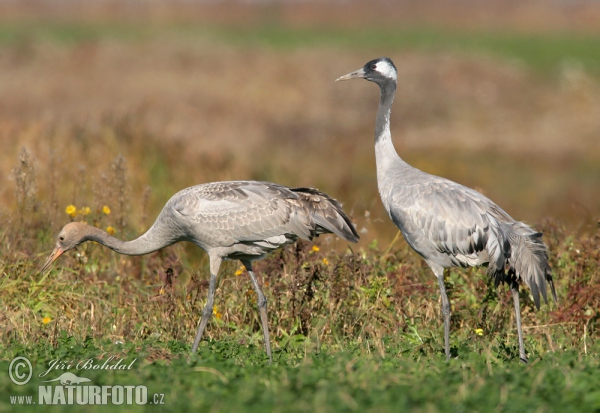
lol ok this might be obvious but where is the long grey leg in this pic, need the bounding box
[242,260,272,364]
[430,262,451,360]
[511,283,528,363]
[191,255,222,353]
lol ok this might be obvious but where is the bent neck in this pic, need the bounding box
[83,225,173,256]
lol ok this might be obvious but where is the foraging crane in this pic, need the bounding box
[337,57,556,362]
[42,180,359,363]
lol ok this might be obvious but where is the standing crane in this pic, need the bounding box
[337,57,556,362]
[42,180,359,363]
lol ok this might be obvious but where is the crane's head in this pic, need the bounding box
[336,57,397,85]
[41,222,91,272]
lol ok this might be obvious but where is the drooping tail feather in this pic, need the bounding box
[291,187,360,243]
[502,222,557,309]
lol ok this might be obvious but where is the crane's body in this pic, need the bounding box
[42,180,359,363]
[337,57,556,362]
[104,181,356,260]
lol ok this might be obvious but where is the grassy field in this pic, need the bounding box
[1,225,599,411]
[3,22,600,74]
[1,8,600,412]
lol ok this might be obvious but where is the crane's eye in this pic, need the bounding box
[59,236,65,242]
[371,64,377,69]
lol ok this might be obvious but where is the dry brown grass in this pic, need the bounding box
[2,212,598,360]
[1,34,598,244]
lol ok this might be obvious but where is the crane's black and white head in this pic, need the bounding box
[336,57,397,86]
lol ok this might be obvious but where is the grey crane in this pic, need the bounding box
[337,57,556,362]
[42,180,359,362]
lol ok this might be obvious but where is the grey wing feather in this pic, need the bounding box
[169,181,358,250]
[389,179,507,269]
[171,181,301,246]
[388,177,555,307]
[503,221,556,308]
[290,187,359,243]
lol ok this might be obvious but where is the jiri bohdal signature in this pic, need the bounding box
[39,356,137,378]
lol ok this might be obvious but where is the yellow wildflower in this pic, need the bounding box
[311,245,320,253]
[159,287,165,295]
[213,306,222,319]
[42,317,52,324]
[106,226,116,235]
[245,289,257,303]
[65,205,77,217]
[234,266,245,276]
[322,258,329,266]
[474,328,483,336]
[79,206,91,215]
[102,205,111,215]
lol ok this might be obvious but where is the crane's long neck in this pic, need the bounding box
[82,220,179,256]
[374,81,411,201]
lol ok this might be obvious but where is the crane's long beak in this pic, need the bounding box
[335,68,366,82]
[41,246,64,273]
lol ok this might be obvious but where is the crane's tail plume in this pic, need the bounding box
[500,222,557,309]
[291,187,359,243]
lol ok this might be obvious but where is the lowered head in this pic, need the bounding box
[41,222,94,272]
[336,57,397,85]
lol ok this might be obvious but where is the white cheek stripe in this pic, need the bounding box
[376,62,397,80]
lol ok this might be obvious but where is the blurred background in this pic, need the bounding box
[1,0,599,248]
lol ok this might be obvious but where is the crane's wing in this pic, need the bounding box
[389,178,555,307]
[169,181,319,247]
[388,178,512,271]
[290,187,359,243]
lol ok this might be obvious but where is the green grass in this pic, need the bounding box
[1,21,600,75]
[2,337,600,412]
[215,26,600,74]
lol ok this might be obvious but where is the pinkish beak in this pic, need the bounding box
[335,68,366,82]
[41,247,64,273]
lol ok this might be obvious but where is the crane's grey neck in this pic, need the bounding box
[374,81,411,198]
[83,224,174,256]
[374,82,397,143]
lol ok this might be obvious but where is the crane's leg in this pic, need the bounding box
[510,283,528,363]
[242,260,272,364]
[430,262,451,361]
[191,255,222,353]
